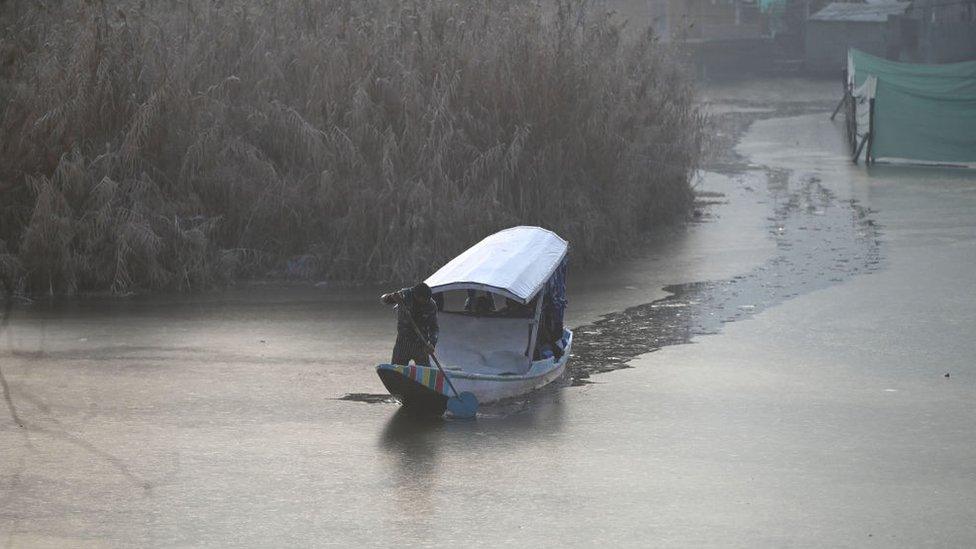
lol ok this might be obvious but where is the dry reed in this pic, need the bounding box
[0,0,703,297]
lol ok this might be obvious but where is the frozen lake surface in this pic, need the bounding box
[2,78,975,547]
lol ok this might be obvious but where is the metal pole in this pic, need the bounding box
[830,92,846,121]
[866,97,876,165]
[525,296,544,359]
[853,133,869,164]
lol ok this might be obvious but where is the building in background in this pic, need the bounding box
[805,0,976,73]
[598,0,975,75]
[805,2,911,73]
[598,0,824,75]
[898,0,976,63]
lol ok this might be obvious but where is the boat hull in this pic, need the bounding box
[376,330,572,413]
[376,365,449,415]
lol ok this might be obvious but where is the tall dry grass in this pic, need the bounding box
[0,0,703,297]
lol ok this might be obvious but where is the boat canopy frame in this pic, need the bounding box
[424,226,569,305]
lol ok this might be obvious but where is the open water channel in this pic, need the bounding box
[2,78,975,547]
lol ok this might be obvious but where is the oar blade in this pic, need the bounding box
[446,391,478,419]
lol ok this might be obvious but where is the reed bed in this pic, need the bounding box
[0,0,703,297]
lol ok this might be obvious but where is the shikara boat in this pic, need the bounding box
[376,226,572,415]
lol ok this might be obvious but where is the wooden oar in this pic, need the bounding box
[396,294,478,418]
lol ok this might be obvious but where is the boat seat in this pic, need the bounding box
[435,312,533,375]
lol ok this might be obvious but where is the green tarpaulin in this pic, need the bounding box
[847,49,976,166]
[849,49,976,96]
[872,80,976,165]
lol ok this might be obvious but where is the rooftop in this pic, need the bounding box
[809,1,911,22]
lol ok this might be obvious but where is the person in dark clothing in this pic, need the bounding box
[380,282,439,367]
[464,289,495,314]
[502,297,535,318]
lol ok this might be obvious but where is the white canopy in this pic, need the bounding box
[424,226,568,304]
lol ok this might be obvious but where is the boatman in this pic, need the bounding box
[380,282,439,367]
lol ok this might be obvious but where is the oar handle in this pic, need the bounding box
[396,295,462,399]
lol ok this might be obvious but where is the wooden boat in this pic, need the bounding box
[376,226,572,415]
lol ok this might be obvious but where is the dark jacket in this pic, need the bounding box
[384,287,439,347]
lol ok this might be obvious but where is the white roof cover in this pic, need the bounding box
[424,226,568,304]
[809,2,908,22]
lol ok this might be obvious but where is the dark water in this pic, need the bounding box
[569,172,882,383]
[344,168,884,400]
[341,82,883,399]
